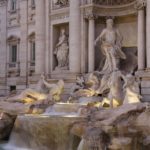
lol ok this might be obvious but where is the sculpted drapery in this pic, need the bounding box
[95,19,126,74]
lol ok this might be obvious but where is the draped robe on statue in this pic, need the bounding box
[98,28,126,74]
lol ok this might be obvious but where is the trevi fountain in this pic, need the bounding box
[0,0,150,150]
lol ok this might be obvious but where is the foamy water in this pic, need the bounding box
[0,144,32,150]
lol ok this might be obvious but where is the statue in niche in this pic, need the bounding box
[95,18,126,74]
[54,27,69,70]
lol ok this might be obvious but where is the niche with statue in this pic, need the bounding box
[52,23,69,71]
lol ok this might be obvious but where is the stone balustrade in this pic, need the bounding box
[83,0,135,5]
[7,62,20,77]
[52,0,136,10]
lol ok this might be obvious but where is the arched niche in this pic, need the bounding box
[83,0,139,72]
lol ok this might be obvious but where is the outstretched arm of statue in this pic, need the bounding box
[42,78,56,89]
[95,30,105,46]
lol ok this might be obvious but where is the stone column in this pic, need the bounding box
[69,0,81,73]
[35,0,46,74]
[0,1,7,78]
[20,0,28,77]
[137,6,145,70]
[45,0,50,75]
[88,15,95,72]
[0,1,7,94]
[146,0,150,68]
[81,11,88,73]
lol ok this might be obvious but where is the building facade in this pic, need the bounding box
[0,0,149,100]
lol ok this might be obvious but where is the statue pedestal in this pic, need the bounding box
[51,70,81,80]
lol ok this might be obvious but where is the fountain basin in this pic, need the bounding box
[52,103,81,113]
[2,114,86,150]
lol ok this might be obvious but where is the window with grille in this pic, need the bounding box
[10,45,17,63]
[11,0,17,11]
[30,41,35,66]
[31,0,35,7]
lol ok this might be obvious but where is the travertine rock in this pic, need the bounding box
[0,112,16,140]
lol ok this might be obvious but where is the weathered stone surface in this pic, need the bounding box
[80,103,150,149]
[0,112,16,140]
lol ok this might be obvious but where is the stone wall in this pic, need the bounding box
[0,0,149,101]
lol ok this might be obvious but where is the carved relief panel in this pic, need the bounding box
[52,0,69,10]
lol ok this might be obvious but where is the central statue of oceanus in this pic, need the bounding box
[95,18,126,74]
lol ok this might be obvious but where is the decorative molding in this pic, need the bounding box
[50,12,69,20]
[135,0,146,10]
[0,0,7,7]
[84,7,98,19]
[7,35,20,43]
[52,0,69,10]
[84,0,135,6]
[84,13,98,20]
[82,1,137,17]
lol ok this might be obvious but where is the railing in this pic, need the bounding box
[7,62,20,69]
[28,61,35,76]
[7,62,20,77]
[29,61,35,67]
[82,0,135,5]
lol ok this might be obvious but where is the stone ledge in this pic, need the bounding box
[136,70,150,79]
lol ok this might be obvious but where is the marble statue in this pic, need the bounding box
[95,18,126,74]
[70,76,85,96]
[96,70,126,107]
[123,74,141,104]
[42,78,65,102]
[54,27,69,70]
[107,70,126,107]
[86,73,100,91]
[5,74,64,103]
[71,73,100,98]
[5,74,48,103]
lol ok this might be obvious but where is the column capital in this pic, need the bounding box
[135,0,146,10]
[84,13,98,20]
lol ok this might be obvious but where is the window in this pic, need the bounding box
[31,0,35,7]
[31,41,35,63]
[11,0,17,11]
[10,86,16,92]
[10,45,17,63]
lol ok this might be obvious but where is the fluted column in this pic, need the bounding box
[88,16,95,72]
[69,0,81,73]
[35,0,46,74]
[137,5,146,70]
